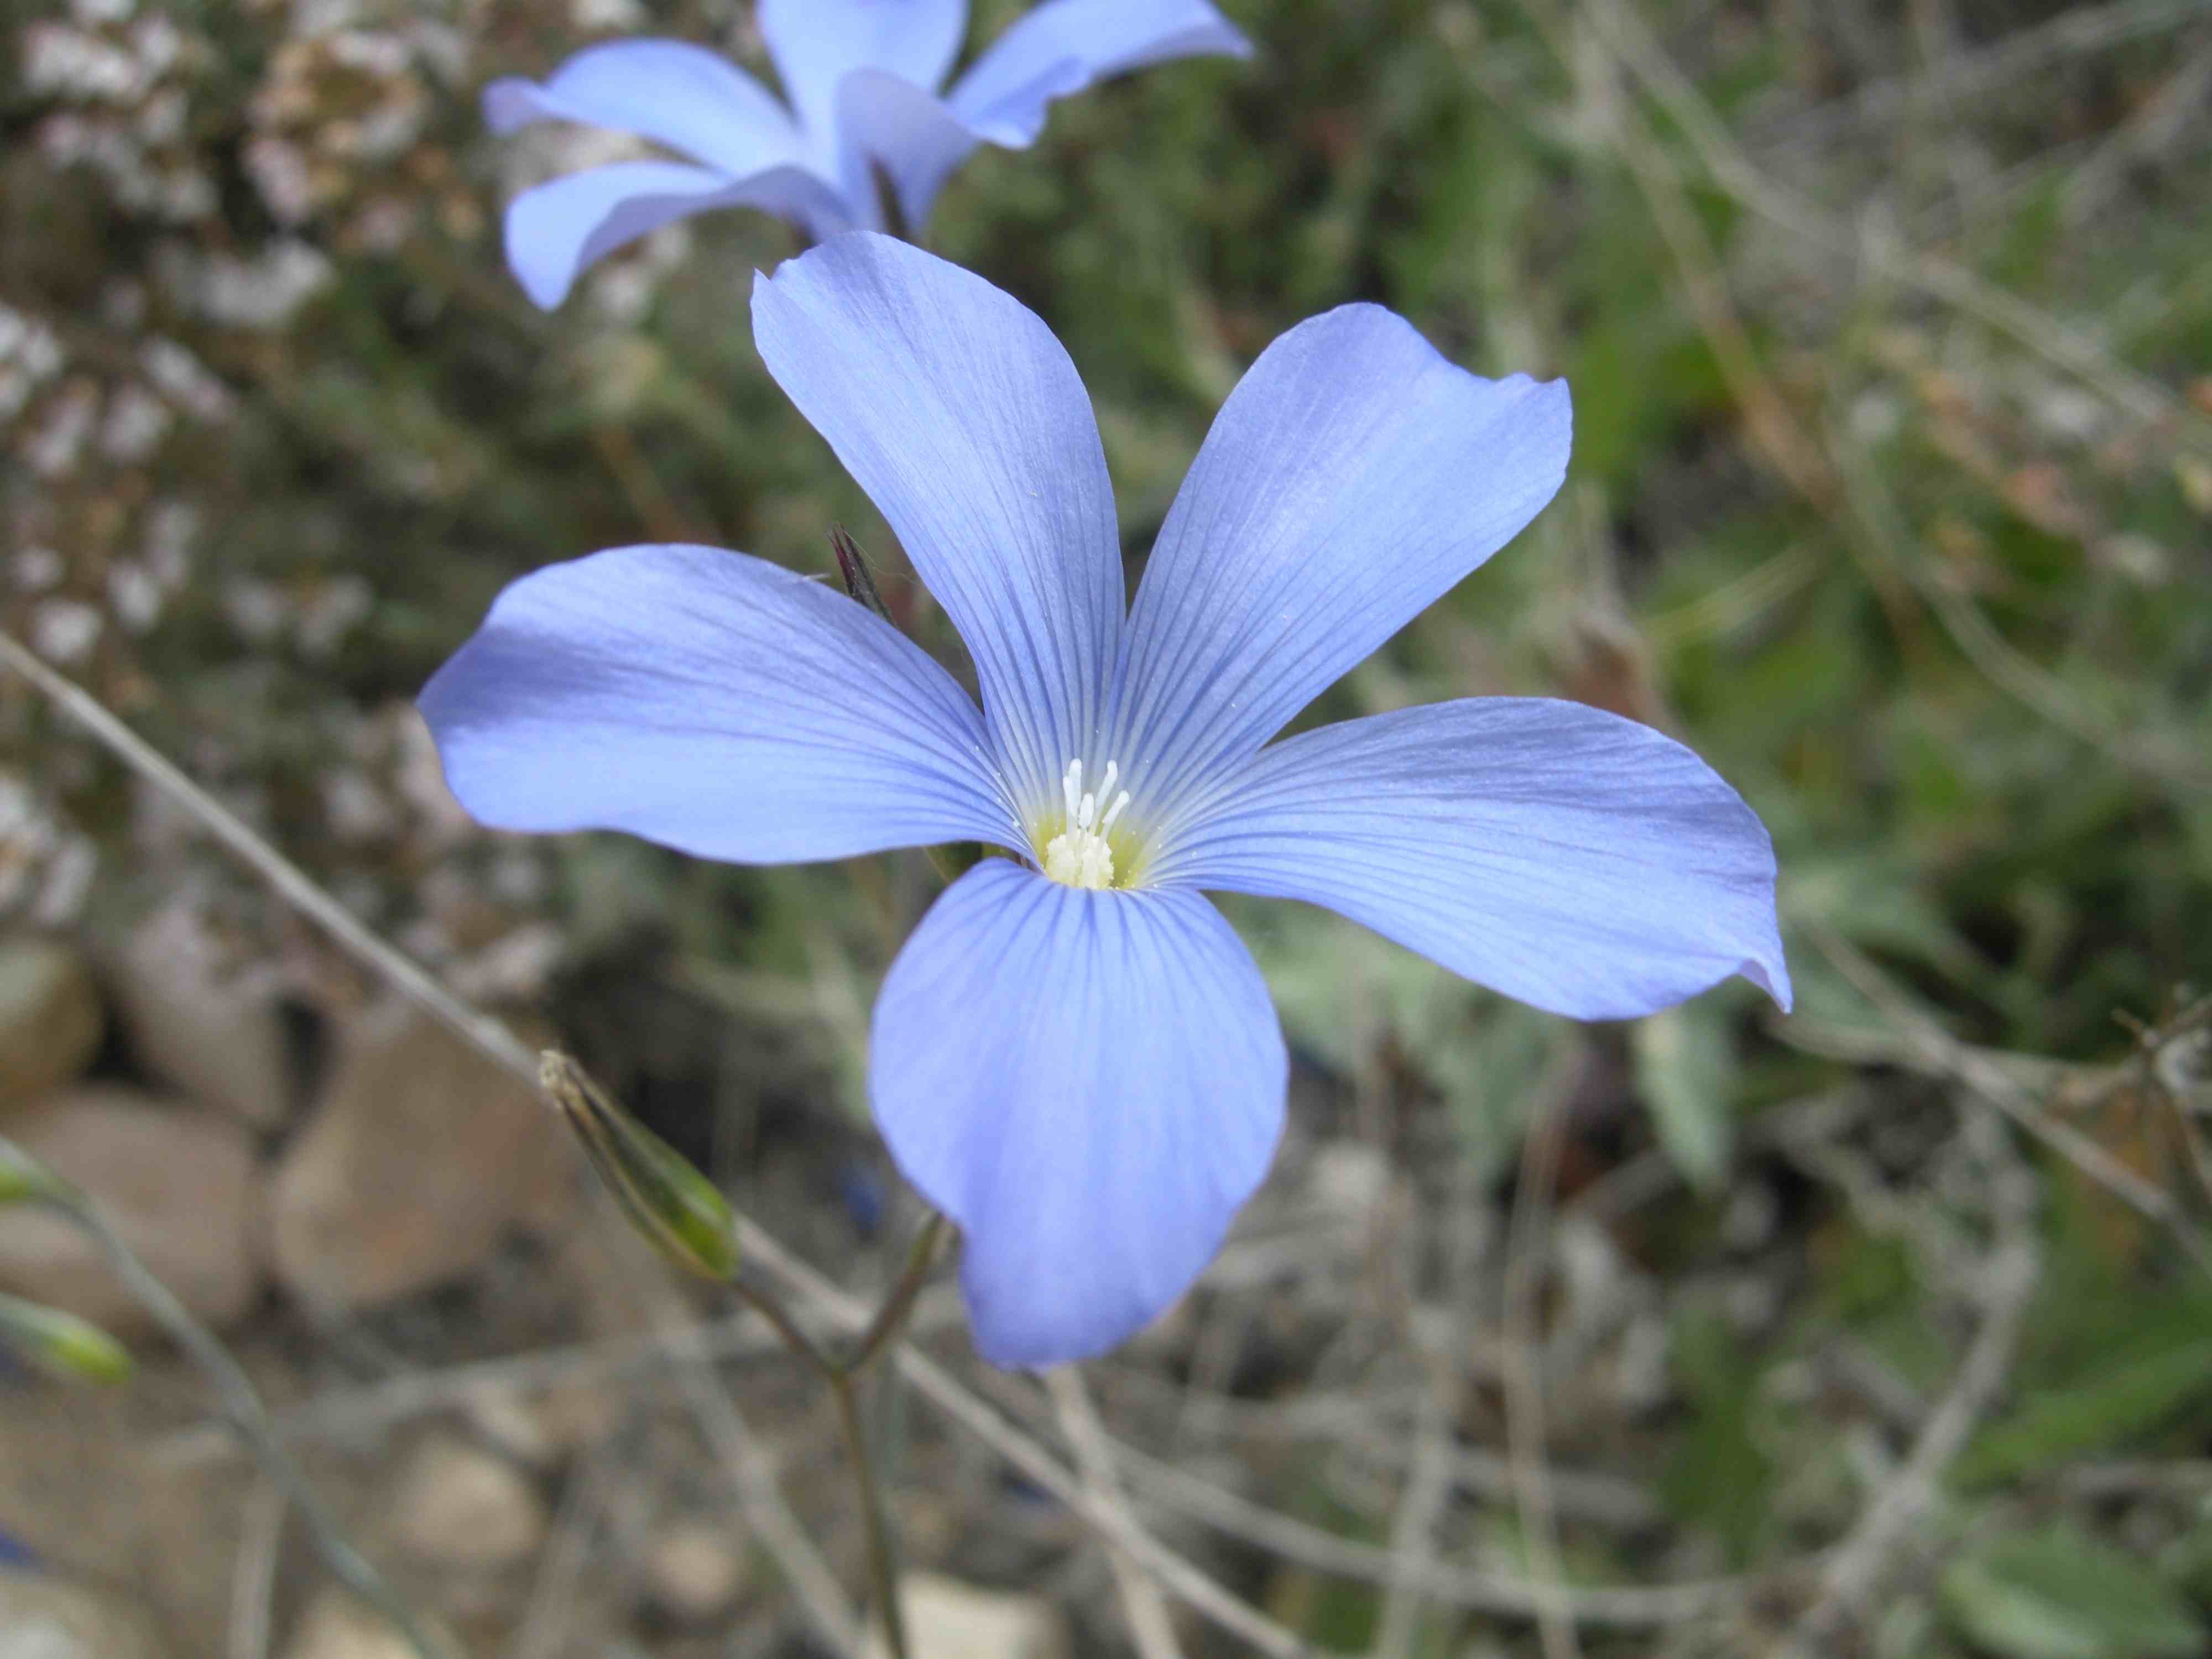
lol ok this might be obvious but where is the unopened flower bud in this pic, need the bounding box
[0,1138,69,1207]
[0,1292,132,1384]
[539,1052,738,1281]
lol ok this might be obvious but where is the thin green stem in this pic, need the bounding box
[731,1209,944,1656]
[846,1212,948,1379]
[729,1273,836,1376]
[832,1368,911,1659]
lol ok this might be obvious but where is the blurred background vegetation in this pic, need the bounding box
[3,0,2211,1652]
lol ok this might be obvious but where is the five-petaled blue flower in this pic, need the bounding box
[420,233,1791,1368]
[485,0,1252,309]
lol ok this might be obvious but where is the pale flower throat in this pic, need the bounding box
[1042,757,1130,890]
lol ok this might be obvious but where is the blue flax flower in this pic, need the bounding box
[486,0,1251,308]
[421,234,1790,1368]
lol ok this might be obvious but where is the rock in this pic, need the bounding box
[389,1436,547,1572]
[868,1575,1071,1659]
[283,1590,457,1659]
[0,1084,262,1333]
[0,937,102,1112]
[641,1518,748,1623]
[269,1002,571,1309]
[105,899,293,1129]
[525,1377,620,1458]
[0,1568,161,1658]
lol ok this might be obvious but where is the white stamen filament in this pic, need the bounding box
[1042,756,1130,890]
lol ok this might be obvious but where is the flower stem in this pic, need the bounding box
[730,1272,836,1375]
[825,1210,945,1656]
[847,1211,948,1378]
[832,1364,911,1659]
[728,1208,945,1656]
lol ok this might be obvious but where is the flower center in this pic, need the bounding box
[1041,757,1130,890]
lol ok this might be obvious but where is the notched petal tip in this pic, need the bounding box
[1739,928,1793,1014]
[1750,959,1793,1013]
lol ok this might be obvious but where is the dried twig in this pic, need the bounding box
[1791,925,2212,1274]
[155,1291,962,1469]
[1769,1110,2040,1655]
[508,1440,619,1659]
[1054,1413,1759,1627]
[0,630,530,1079]
[1373,1103,1491,1659]
[1370,1389,1455,1659]
[622,1240,867,1653]
[1503,1093,1582,1659]
[1760,0,2212,154]
[734,1220,1325,1658]
[1573,0,2212,450]
[1826,416,2211,792]
[226,1480,285,1659]
[1,1133,459,1659]
[1048,1368,1187,1659]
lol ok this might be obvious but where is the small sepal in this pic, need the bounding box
[829,524,893,625]
[539,1052,739,1281]
[0,1291,132,1384]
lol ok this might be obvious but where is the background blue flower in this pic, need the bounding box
[421,233,1788,1368]
[485,0,1251,307]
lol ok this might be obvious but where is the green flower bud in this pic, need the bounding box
[0,1292,132,1384]
[0,1137,68,1207]
[539,1052,738,1281]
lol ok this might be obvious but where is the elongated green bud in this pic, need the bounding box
[539,1052,738,1281]
[0,1137,70,1207]
[0,1291,132,1384]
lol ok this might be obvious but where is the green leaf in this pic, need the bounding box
[1660,1307,1773,1561]
[1941,1527,2206,1659]
[1633,1002,1736,1190]
[1958,1333,2212,1487]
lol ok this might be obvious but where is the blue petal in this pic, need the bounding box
[831,69,985,232]
[950,0,1255,147]
[1108,306,1570,811]
[1154,698,1791,1020]
[821,0,1254,225]
[502,160,851,310]
[752,234,1124,818]
[482,39,804,176]
[418,545,1021,862]
[872,859,1286,1367]
[760,0,970,147]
